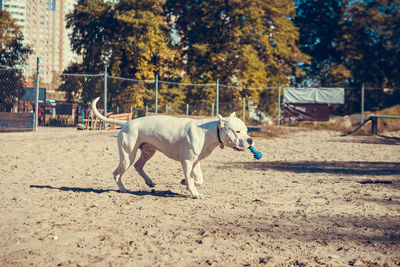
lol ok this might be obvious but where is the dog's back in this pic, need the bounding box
[123,116,216,159]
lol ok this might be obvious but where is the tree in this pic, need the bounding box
[295,0,400,114]
[64,0,183,110]
[166,0,309,115]
[58,63,104,103]
[0,10,32,111]
[338,0,400,111]
[294,0,350,86]
[66,0,115,74]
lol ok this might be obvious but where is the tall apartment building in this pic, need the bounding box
[1,0,80,90]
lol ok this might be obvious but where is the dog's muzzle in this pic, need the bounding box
[234,137,253,151]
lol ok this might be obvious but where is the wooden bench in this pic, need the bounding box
[82,117,104,130]
[106,113,133,130]
[348,115,400,135]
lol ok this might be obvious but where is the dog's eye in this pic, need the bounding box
[236,131,241,134]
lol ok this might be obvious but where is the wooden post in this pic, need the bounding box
[361,83,365,124]
[371,116,378,135]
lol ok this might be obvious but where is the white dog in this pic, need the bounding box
[91,97,254,198]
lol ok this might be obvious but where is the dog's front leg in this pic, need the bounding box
[180,162,203,186]
[181,160,203,199]
[193,162,203,186]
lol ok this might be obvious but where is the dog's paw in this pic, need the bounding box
[119,189,130,193]
[192,193,205,199]
[118,186,129,193]
[146,181,156,188]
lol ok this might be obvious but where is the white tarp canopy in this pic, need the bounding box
[284,87,344,104]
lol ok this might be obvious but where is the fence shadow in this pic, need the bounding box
[334,135,400,145]
[222,161,400,176]
[30,185,185,198]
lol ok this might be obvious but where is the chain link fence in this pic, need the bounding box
[0,65,35,132]
[0,65,25,112]
[1,59,400,132]
[54,72,282,126]
[56,73,104,127]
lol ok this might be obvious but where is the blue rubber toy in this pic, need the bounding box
[249,146,262,160]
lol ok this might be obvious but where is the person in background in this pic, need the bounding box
[38,105,43,125]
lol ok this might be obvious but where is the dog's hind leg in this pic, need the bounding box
[134,142,156,187]
[113,154,131,193]
[113,133,139,193]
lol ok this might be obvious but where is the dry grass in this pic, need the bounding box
[248,125,313,139]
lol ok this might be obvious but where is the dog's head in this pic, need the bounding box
[217,112,254,151]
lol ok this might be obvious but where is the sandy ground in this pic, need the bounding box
[0,127,399,266]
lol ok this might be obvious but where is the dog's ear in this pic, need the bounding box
[229,112,236,118]
[217,114,227,128]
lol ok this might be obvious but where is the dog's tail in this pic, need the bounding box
[91,97,126,126]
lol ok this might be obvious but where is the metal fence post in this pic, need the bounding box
[155,74,158,114]
[81,106,85,124]
[34,57,40,132]
[361,83,365,124]
[216,79,219,115]
[186,103,189,116]
[242,97,245,122]
[277,82,281,126]
[104,65,108,120]
[211,103,214,116]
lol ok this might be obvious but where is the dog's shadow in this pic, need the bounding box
[30,185,186,198]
